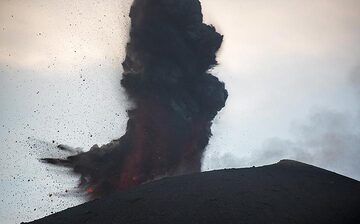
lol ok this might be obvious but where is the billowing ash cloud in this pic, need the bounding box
[42,0,227,197]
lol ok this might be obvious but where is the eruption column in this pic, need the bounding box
[43,0,227,197]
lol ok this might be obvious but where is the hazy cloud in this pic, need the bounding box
[257,109,360,180]
[207,69,360,180]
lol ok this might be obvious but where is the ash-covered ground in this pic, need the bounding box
[27,160,360,224]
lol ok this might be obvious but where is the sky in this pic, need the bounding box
[0,0,359,223]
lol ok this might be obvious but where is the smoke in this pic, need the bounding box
[253,66,360,179]
[204,66,360,180]
[42,0,227,197]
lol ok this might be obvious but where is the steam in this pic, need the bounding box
[217,67,360,180]
[42,0,227,197]
[257,109,360,179]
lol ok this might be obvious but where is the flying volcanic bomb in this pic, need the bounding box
[42,0,228,198]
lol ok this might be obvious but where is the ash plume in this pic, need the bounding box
[42,0,227,197]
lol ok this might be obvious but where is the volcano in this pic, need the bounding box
[26,160,360,224]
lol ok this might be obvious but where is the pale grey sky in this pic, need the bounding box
[1,0,360,223]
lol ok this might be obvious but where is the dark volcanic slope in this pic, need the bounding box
[27,160,360,224]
